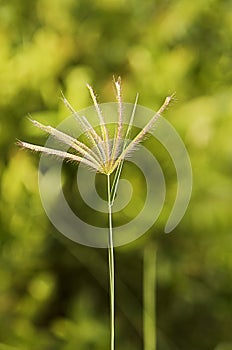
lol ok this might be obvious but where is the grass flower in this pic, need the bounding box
[18,78,172,176]
[18,77,173,350]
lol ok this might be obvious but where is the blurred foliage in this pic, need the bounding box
[0,0,232,349]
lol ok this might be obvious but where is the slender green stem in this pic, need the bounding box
[143,244,157,350]
[107,174,115,350]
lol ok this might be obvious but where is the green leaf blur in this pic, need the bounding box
[1,0,232,349]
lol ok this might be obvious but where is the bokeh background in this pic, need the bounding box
[1,0,232,349]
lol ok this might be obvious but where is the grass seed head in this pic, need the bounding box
[18,79,173,175]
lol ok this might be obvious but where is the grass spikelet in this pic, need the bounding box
[86,83,110,164]
[17,141,100,171]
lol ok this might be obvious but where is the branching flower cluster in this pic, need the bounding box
[18,78,173,176]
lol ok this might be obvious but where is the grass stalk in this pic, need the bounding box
[18,81,172,350]
[107,174,115,350]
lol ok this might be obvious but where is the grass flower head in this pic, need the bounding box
[18,78,173,177]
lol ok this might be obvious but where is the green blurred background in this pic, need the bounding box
[1,0,232,349]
